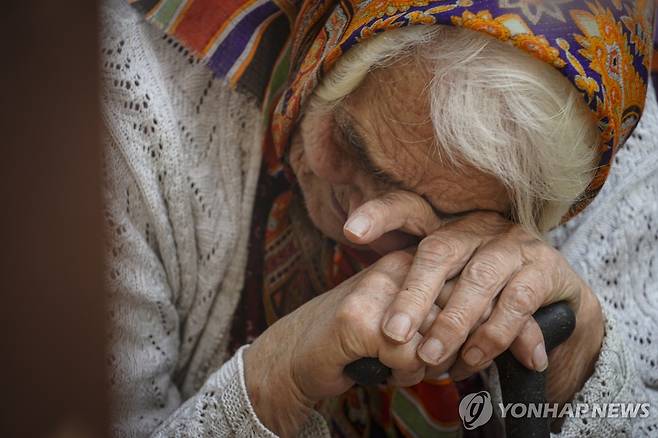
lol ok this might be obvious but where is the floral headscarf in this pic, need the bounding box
[134,0,655,218]
[269,0,655,220]
[133,0,655,436]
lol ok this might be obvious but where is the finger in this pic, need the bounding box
[368,251,414,285]
[424,368,450,381]
[459,265,546,370]
[337,270,402,361]
[424,351,459,379]
[332,251,408,301]
[379,332,425,374]
[417,279,460,335]
[343,191,442,243]
[437,279,496,323]
[435,278,457,309]
[337,265,423,367]
[509,319,547,372]
[418,304,440,336]
[519,241,582,311]
[450,358,494,382]
[382,231,481,343]
[418,240,520,365]
[390,367,427,387]
[417,278,460,336]
[367,230,419,256]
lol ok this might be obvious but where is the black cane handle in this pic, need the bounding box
[343,357,393,386]
[344,302,576,437]
[344,354,391,386]
[495,302,576,438]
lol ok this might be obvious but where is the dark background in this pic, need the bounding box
[0,1,108,437]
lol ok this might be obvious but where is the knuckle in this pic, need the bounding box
[379,250,413,271]
[335,295,377,335]
[356,197,391,221]
[480,324,511,352]
[335,295,363,327]
[399,283,433,311]
[477,302,495,325]
[519,319,541,344]
[507,281,540,308]
[378,191,408,209]
[418,234,459,260]
[407,197,436,226]
[531,248,557,269]
[502,286,536,318]
[361,271,397,293]
[411,194,431,211]
[463,257,501,290]
[536,243,558,260]
[436,309,469,341]
[412,252,441,271]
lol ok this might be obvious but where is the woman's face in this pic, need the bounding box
[290,59,511,250]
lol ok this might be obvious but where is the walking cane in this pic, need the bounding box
[344,302,576,438]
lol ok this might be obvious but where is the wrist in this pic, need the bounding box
[244,339,314,436]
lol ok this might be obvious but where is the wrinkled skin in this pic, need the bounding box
[245,58,604,435]
[290,60,511,252]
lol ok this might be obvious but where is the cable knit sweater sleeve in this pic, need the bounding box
[104,135,327,437]
[101,1,330,436]
[104,140,270,437]
[103,108,327,438]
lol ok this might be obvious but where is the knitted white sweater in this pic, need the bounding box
[101,1,658,436]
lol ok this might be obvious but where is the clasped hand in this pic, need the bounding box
[245,190,603,436]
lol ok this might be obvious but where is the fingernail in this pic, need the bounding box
[383,313,411,342]
[345,214,371,238]
[533,343,548,372]
[463,347,484,366]
[419,338,444,365]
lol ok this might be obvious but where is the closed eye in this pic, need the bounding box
[334,109,473,221]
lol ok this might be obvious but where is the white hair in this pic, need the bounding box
[310,26,598,235]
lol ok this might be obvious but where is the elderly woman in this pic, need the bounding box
[102,0,657,436]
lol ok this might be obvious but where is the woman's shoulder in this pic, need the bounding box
[101,0,142,36]
[99,0,184,210]
[99,0,261,188]
[99,0,262,292]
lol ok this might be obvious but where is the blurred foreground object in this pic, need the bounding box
[0,1,108,437]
